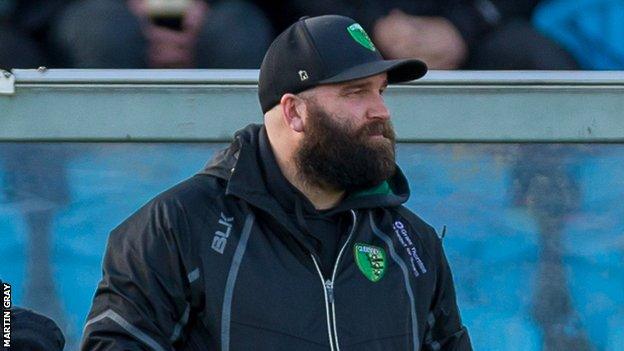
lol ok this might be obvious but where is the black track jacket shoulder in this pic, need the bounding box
[81,124,472,351]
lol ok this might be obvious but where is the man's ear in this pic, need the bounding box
[280,93,306,133]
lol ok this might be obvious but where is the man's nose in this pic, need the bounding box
[367,94,390,121]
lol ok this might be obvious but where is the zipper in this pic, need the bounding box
[310,209,357,351]
[311,256,335,350]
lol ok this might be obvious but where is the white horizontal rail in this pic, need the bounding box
[1,69,623,142]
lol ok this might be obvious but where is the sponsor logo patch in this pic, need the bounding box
[393,220,427,278]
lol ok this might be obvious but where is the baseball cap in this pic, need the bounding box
[258,15,428,113]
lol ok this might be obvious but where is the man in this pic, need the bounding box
[82,15,472,350]
[3,306,66,351]
[0,0,73,69]
[53,0,273,68]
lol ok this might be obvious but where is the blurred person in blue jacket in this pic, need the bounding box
[52,0,273,68]
[534,0,624,69]
[255,0,578,70]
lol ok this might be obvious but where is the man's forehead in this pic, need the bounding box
[334,73,388,89]
[307,73,388,96]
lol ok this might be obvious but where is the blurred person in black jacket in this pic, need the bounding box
[52,0,273,68]
[0,305,65,351]
[256,0,578,70]
[0,0,72,69]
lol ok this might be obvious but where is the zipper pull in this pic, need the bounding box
[325,280,334,304]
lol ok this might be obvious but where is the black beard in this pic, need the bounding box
[295,101,396,193]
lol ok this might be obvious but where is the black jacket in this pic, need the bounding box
[81,124,471,350]
[1,0,72,32]
[2,306,65,351]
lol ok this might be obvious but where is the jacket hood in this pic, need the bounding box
[199,124,411,214]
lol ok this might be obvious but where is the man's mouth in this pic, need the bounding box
[365,124,387,137]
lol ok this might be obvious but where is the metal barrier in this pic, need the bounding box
[1,69,623,142]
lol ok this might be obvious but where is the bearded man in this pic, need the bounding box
[81,15,472,351]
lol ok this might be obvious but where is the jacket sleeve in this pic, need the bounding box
[423,233,472,351]
[81,199,191,351]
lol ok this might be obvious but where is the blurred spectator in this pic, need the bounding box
[53,0,273,68]
[0,144,73,347]
[3,307,66,351]
[255,0,579,70]
[508,146,593,350]
[534,0,624,69]
[0,0,72,70]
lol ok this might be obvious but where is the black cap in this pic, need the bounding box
[258,15,428,113]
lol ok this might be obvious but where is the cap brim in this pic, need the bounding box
[318,58,427,85]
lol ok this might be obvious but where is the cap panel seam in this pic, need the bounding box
[300,19,328,83]
[264,28,293,105]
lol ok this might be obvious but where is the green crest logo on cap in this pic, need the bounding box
[354,243,386,282]
[347,23,376,51]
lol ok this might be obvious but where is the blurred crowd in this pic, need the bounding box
[1,0,623,71]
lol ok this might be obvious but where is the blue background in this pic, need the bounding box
[0,142,622,350]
